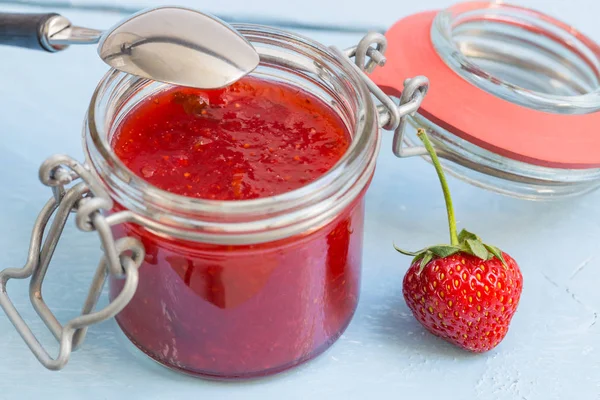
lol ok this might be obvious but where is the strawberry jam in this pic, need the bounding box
[108,76,365,379]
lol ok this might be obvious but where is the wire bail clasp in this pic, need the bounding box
[332,32,430,157]
[0,155,145,370]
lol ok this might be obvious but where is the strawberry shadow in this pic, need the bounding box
[358,292,481,360]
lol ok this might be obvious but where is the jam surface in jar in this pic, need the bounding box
[113,76,350,200]
[109,76,366,379]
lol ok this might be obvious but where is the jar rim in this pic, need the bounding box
[431,1,600,114]
[84,24,379,244]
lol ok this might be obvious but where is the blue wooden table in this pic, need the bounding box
[0,0,598,398]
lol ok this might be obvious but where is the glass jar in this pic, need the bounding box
[85,24,379,379]
[372,1,600,200]
[0,23,411,378]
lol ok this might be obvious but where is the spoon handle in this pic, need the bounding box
[0,13,70,52]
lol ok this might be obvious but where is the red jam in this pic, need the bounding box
[109,76,366,379]
[113,77,350,200]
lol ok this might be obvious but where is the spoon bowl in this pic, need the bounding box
[0,6,260,89]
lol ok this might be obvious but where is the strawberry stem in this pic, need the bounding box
[417,129,458,246]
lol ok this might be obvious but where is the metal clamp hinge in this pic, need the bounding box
[0,155,145,370]
[332,32,430,157]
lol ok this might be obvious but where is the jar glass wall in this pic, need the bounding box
[83,25,380,379]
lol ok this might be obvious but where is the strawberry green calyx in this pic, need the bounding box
[394,229,507,274]
[394,129,507,273]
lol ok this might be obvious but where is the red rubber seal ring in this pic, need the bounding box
[370,10,600,169]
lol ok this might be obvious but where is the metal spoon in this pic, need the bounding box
[0,6,260,89]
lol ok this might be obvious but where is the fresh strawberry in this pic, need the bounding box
[396,129,523,352]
